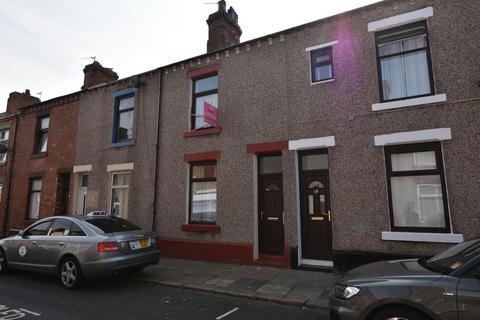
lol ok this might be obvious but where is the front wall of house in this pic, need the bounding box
[7,99,79,231]
[156,0,480,264]
[74,73,159,230]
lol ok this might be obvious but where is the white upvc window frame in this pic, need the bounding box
[306,41,338,86]
[0,129,9,164]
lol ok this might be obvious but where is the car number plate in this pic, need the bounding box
[129,239,151,250]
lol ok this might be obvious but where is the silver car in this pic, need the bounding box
[329,239,480,320]
[0,215,160,288]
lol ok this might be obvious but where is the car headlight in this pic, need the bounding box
[334,284,360,299]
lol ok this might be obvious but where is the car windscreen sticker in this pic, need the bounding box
[18,246,27,257]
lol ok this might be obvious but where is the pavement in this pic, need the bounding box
[135,258,339,310]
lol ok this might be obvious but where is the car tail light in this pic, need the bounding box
[98,241,120,252]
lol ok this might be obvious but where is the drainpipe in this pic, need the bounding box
[2,113,20,237]
[152,68,163,232]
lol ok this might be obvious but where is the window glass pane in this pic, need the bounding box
[28,192,41,219]
[113,173,130,186]
[40,117,49,130]
[118,96,134,110]
[390,175,445,228]
[259,155,282,174]
[50,219,72,237]
[391,151,436,171]
[69,223,86,236]
[193,94,218,129]
[302,154,328,170]
[111,187,129,218]
[38,132,48,153]
[378,35,426,56]
[308,195,314,215]
[0,129,9,140]
[26,221,51,236]
[31,179,42,191]
[195,75,218,93]
[81,175,88,187]
[117,110,134,141]
[380,50,430,100]
[314,53,330,64]
[319,194,326,214]
[314,65,332,81]
[191,181,217,223]
[192,164,216,179]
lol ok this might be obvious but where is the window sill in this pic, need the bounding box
[181,224,221,233]
[183,127,222,138]
[381,231,464,244]
[108,140,134,149]
[372,94,447,112]
[31,152,47,159]
[310,78,335,86]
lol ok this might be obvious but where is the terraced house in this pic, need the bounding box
[3,0,479,271]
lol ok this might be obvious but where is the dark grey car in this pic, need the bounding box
[329,239,480,320]
[0,215,160,288]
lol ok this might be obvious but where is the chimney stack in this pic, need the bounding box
[6,89,41,114]
[206,1,242,52]
[81,61,119,90]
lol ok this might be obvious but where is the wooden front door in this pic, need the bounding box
[258,174,284,256]
[299,151,333,260]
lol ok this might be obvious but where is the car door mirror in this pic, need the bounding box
[18,230,26,238]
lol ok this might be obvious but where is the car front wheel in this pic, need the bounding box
[0,249,7,274]
[59,258,82,289]
[372,306,430,320]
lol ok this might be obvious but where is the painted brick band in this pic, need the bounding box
[181,224,221,233]
[183,127,222,138]
[246,140,288,154]
[159,237,254,264]
[183,151,221,162]
[187,63,221,79]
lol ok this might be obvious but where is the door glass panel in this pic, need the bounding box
[260,155,282,174]
[25,221,52,236]
[319,194,326,214]
[308,181,324,189]
[308,195,314,215]
[265,184,280,192]
[302,154,328,170]
[49,219,72,237]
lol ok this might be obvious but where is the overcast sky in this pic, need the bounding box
[0,0,380,110]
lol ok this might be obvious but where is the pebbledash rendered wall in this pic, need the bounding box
[73,72,159,230]
[155,0,480,268]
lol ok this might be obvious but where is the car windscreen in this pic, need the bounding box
[425,239,480,274]
[85,217,141,233]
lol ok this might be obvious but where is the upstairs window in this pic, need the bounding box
[35,116,49,154]
[385,142,450,233]
[113,94,134,143]
[189,162,217,224]
[310,47,334,83]
[0,129,9,163]
[191,74,218,130]
[375,21,434,102]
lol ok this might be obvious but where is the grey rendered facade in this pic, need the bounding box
[73,0,480,269]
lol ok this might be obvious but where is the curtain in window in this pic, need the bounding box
[390,175,445,228]
[191,181,217,223]
[379,36,431,100]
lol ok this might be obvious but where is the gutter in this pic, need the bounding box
[152,68,163,231]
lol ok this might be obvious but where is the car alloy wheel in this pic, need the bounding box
[373,307,429,320]
[60,258,81,289]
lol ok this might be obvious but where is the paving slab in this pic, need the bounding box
[256,283,292,301]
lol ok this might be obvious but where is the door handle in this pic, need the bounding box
[32,241,37,245]
[267,217,279,221]
[58,242,65,247]
[328,210,331,222]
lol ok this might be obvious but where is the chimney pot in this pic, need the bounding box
[218,0,226,12]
